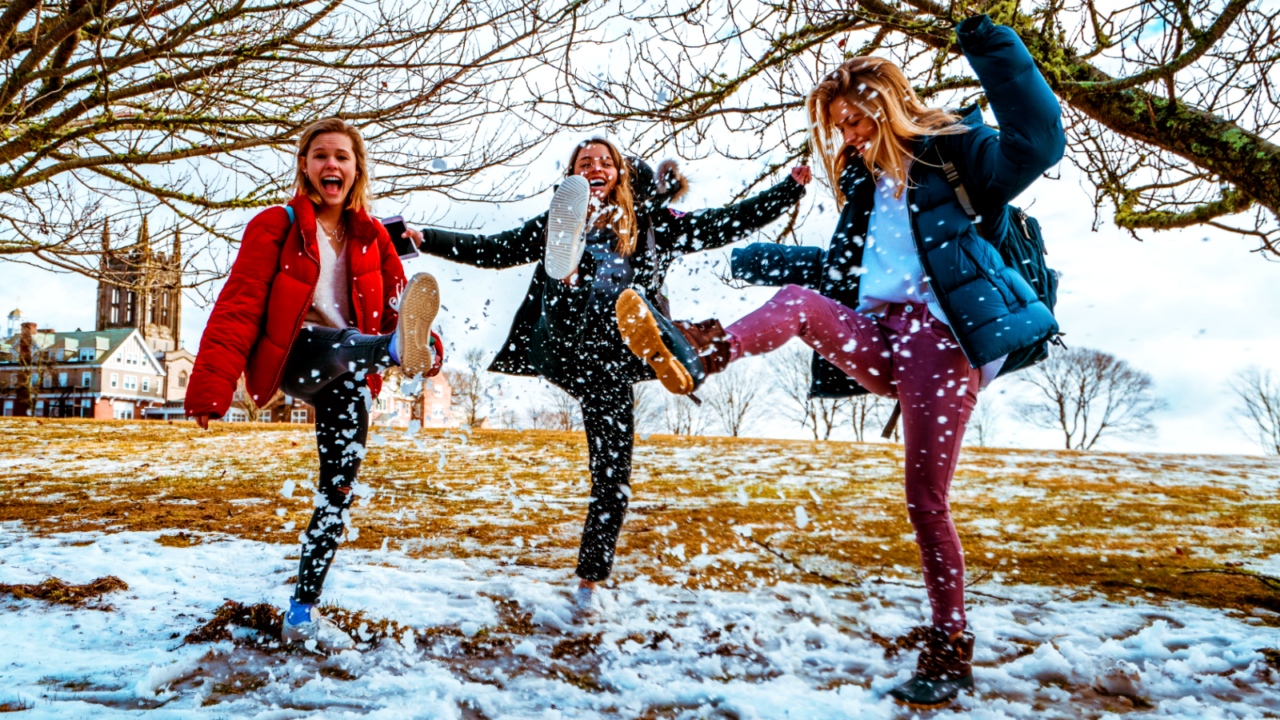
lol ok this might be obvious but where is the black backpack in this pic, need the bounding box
[938,144,1061,376]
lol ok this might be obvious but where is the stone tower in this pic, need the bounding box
[96,219,183,353]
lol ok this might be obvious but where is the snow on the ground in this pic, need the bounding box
[1,524,1276,719]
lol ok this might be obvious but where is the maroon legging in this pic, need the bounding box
[726,284,979,635]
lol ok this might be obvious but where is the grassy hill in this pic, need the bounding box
[3,418,1277,618]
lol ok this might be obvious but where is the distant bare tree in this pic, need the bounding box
[965,396,1000,448]
[1226,367,1280,456]
[1016,347,1165,450]
[442,347,496,429]
[662,393,707,436]
[770,344,848,440]
[523,407,555,431]
[538,385,582,432]
[849,394,894,443]
[703,363,764,438]
[632,382,665,434]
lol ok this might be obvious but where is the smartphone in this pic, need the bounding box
[381,215,418,259]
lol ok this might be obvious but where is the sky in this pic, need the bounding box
[5,132,1278,457]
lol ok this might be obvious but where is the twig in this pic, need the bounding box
[1181,567,1280,591]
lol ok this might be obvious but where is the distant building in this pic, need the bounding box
[1,324,168,419]
[96,219,183,354]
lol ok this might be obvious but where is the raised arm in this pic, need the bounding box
[654,176,807,256]
[952,14,1067,210]
[416,213,548,270]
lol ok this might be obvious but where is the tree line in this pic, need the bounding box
[434,341,1280,456]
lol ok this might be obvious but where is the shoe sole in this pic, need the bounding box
[616,289,694,395]
[399,273,439,378]
[544,175,591,281]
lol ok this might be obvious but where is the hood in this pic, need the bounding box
[629,157,689,215]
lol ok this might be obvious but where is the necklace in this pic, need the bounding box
[317,215,346,245]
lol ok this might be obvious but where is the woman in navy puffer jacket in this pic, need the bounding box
[624,15,1064,708]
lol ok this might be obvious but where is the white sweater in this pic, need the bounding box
[857,168,1006,388]
[303,224,353,330]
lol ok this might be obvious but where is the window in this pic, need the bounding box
[43,374,51,388]
[178,371,188,388]
[58,372,68,387]
[36,400,44,415]
[141,377,150,393]
[257,411,273,423]
[433,384,444,397]
[432,404,444,420]
[3,400,13,417]
[291,409,309,424]
[224,408,248,422]
[82,372,92,388]
[123,375,137,390]
[109,373,118,389]
[79,348,95,362]
[113,406,133,420]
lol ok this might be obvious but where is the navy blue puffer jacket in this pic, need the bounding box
[731,14,1066,397]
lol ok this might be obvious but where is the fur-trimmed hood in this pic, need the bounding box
[628,157,689,214]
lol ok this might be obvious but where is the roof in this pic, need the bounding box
[7,307,22,318]
[1,328,143,363]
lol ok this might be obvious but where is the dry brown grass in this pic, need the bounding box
[2,417,1277,622]
[0,576,128,608]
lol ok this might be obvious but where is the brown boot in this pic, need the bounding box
[673,319,732,376]
[887,627,975,708]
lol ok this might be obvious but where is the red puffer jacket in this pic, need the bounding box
[185,195,405,418]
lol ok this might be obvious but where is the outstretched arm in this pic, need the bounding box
[655,169,808,256]
[953,14,1067,210]
[412,213,548,270]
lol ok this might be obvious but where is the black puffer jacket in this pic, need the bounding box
[418,160,806,376]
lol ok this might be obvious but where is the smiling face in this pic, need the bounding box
[829,95,879,157]
[572,143,620,202]
[303,132,357,210]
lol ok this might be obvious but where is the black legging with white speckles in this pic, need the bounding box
[280,326,391,604]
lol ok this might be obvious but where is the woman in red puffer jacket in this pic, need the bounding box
[186,117,443,651]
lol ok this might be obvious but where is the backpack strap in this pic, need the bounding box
[284,205,295,226]
[936,144,984,239]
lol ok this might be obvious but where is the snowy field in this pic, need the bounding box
[1,419,1278,717]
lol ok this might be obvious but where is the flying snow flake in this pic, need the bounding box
[795,506,810,529]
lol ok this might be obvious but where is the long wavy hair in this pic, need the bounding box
[564,138,638,257]
[807,57,966,207]
[294,117,373,213]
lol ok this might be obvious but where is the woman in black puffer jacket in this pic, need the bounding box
[402,137,808,618]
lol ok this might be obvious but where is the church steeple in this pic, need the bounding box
[95,218,182,353]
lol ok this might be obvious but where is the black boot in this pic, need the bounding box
[887,627,975,709]
[615,288,706,395]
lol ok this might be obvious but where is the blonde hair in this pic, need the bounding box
[807,57,966,208]
[565,138,638,257]
[294,118,373,213]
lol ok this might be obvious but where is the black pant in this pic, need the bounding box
[531,261,651,582]
[280,326,393,604]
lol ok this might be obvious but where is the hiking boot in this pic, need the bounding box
[397,273,440,378]
[887,627,975,709]
[282,605,356,653]
[572,586,604,624]
[545,175,591,281]
[616,288,706,395]
[673,319,732,376]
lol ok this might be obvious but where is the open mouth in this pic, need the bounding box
[321,176,343,191]
[588,179,607,188]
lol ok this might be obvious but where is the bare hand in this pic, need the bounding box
[193,414,211,430]
[790,166,813,185]
[403,226,424,247]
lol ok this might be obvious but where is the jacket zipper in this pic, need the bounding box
[907,156,981,369]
